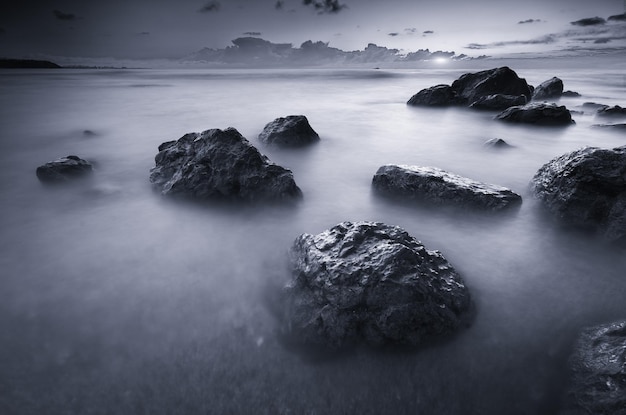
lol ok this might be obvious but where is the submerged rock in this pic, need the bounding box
[562,90,581,97]
[596,105,626,117]
[372,165,521,211]
[149,127,302,202]
[280,221,472,349]
[564,320,626,415]
[582,102,608,110]
[258,115,320,147]
[407,84,456,106]
[495,102,574,125]
[469,94,527,110]
[36,155,93,183]
[484,138,512,148]
[450,67,532,105]
[592,123,626,130]
[531,77,564,100]
[530,146,626,244]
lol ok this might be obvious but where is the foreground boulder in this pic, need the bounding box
[149,127,302,202]
[563,320,626,415]
[258,115,320,147]
[495,102,574,125]
[469,94,527,110]
[532,77,564,100]
[372,165,522,211]
[407,84,456,106]
[530,146,626,244]
[36,155,93,183]
[280,221,471,349]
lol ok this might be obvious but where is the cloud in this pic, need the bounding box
[608,13,626,22]
[243,32,262,36]
[518,19,542,24]
[53,9,76,21]
[198,1,221,13]
[275,0,284,9]
[423,30,434,34]
[388,32,399,37]
[466,34,557,49]
[571,17,606,26]
[302,0,347,14]
[404,28,417,34]
[594,38,611,44]
[138,32,150,36]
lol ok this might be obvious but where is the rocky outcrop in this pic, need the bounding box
[372,165,521,211]
[563,320,626,415]
[36,155,93,183]
[596,105,626,117]
[495,103,574,126]
[280,221,472,349]
[469,94,527,110]
[407,84,456,106]
[484,138,512,148]
[450,67,532,105]
[258,115,320,147]
[532,77,564,100]
[530,146,626,244]
[149,127,302,202]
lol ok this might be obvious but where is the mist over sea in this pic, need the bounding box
[1,61,625,414]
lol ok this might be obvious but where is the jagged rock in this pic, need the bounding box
[36,155,93,183]
[532,77,564,100]
[372,165,522,211]
[407,84,456,106]
[280,221,472,349]
[495,102,574,125]
[563,320,626,415]
[258,115,320,147]
[484,138,512,148]
[450,67,532,105]
[530,146,626,244]
[469,94,527,110]
[596,105,626,117]
[562,90,581,97]
[149,127,302,202]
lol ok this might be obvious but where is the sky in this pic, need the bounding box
[0,0,624,61]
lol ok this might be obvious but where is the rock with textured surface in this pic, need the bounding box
[407,84,456,106]
[450,67,532,105]
[532,77,564,100]
[596,105,626,117]
[495,102,574,125]
[149,127,302,202]
[281,221,471,349]
[563,320,626,415]
[258,115,320,147]
[469,94,527,110]
[530,146,626,244]
[484,138,512,148]
[372,165,521,211]
[36,155,93,183]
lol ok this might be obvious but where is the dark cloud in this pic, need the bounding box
[243,32,262,36]
[139,32,150,36]
[198,1,221,13]
[388,32,399,37]
[608,13,626,22]
[518,19,542,24]
[466,34,557,49]
[404,28,417,34]
[53,9,76,21]
[275,0,284,9]
[571,17,606,26]
[594,38,611,44]
[423,30,434,34]
[302,0,347,14]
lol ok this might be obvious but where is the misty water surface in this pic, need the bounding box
[0,64,625,414]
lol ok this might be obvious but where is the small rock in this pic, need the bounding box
[582,102,609,110]
[36,155,93,183]
[592,123,626,130]
[532,77,564,100]
[469,94,527,110]
[484,138,512,148]
[561,90,581,97]
[258,115,320,147]
[407,84,456,106]
[495,102,574,126]
[596,105,626,117]
[372,165,522,211]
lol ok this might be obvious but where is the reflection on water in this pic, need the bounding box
[0,65,625,414]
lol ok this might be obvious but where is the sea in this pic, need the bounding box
[0,59,625,414]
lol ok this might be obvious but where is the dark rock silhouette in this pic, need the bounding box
[532,77,563,100]
[530,146,626,244]
[407,84,455,106]
[149,127,302,202]
[564,320,626,414]
[280,221,471,349]
[592,123,626,130]
[562,90,581,97]
[258,115,320,147]
[36,155,93,183]
[372,165,522,210]
[596,105,626,117]
[608,13,626,21]
[495,102,574,125]
[582,102,608,110]
[0,58,61,69]
[484,138,512,148]
[469,94,527,110]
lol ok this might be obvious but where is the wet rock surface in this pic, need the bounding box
[596,105,626,117]
[36,155,93,183]
[484,138,512,148]
[530,145,626,244]
[407,84,456,106]
[469,94,527,110]
[495,102,574,125]
[280,221,472,349]
[532,77,564,100]
[450,67,532,105]
[149,127,302,202]
[372,165,522,211]
[258,115,320,147]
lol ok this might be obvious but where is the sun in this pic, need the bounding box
[434,57,449,64]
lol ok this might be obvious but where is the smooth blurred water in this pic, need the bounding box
[0,65,625,414]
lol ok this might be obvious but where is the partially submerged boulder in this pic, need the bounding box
[564,320,626,415]
[469,94,527,110]
[280,221,472,349]
[562,90,581,97]
[531,77,564,100]
[36,155,93,183]
[484,138,512,148]
[495,102,574,126]
[372,165,521,211]
[530,146,626,244]
[450,67,532,105]
[149,127,302,202]
[407,84,456,106]
[258,115,320,147]
[596,105,626,117]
